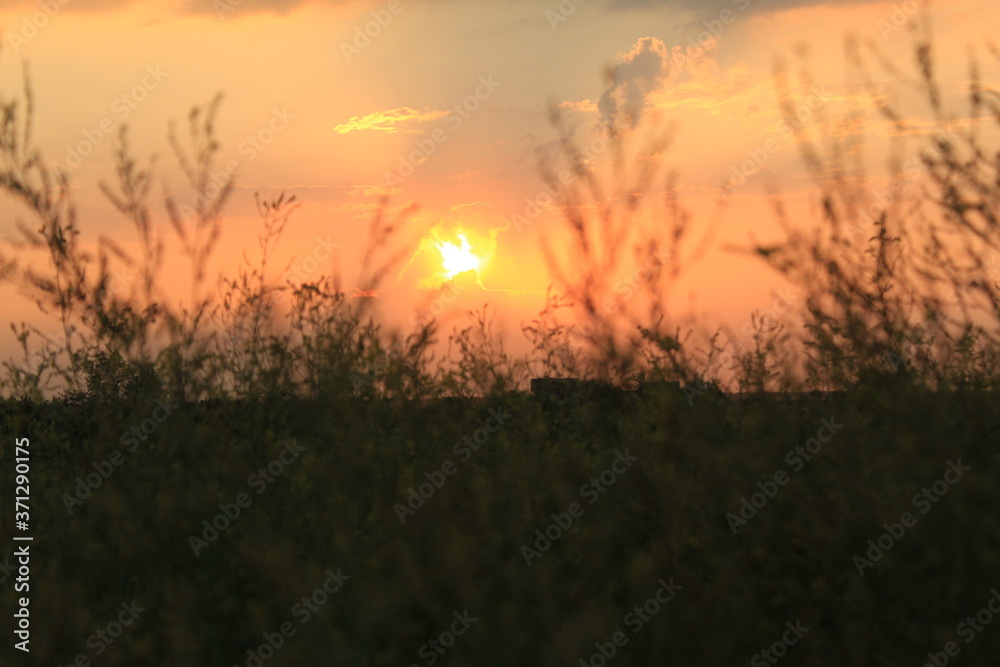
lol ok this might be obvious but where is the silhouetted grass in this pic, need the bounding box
[2,24,1000,667]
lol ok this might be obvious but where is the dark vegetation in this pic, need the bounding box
[2,23,1000,666]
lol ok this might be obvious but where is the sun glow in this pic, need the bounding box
[396,224,498,289]
[436,233,482,279]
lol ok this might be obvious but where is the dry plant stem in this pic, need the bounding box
[752,23,1000,390]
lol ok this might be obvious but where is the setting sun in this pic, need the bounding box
[437,233,482,279]
[400,225,497,288]
[3,0,1000,663]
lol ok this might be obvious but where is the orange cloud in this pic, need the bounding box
[333,107,450,134]
[557,99,599,113]
[599,37,673,130]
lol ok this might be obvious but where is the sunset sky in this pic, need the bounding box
[1,0,998,361]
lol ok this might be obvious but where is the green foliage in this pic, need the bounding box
[2,390,999,664]
[73,348,162,404]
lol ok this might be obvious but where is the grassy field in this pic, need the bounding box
[2,384,999,665]
[3,24,1000,667]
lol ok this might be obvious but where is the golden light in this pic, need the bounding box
[436,233,482,279]
[397,224,498,289]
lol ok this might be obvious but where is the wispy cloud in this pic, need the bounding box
[557,99,599,113]
[39,0,882,18]
[334,107,451,135]
[606,0,876,16]
[598,37,674,130]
